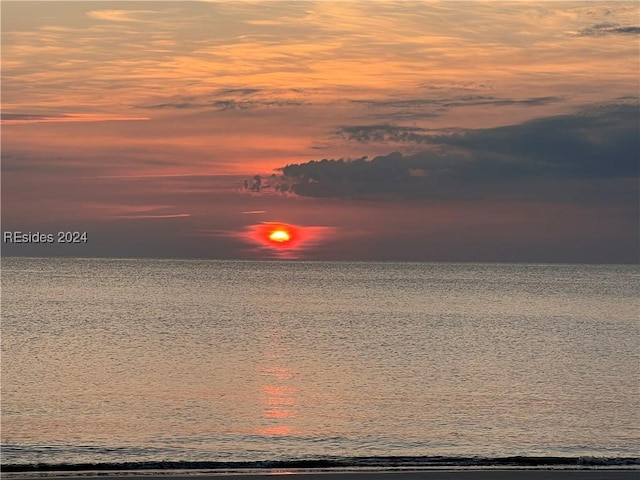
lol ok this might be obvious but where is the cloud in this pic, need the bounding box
[353,95,563,110]
[214,88,263,97]
[243,19,286,26]
[348,95,564,122]
[114,213,192,219]
[577,23,640,36]
[139,87,311,111]
[86,10,156,23]
[1,113,149,124]
[428,102,639,180]
[335,124,448,144]
[212,100,305,111]
[84,203,192,220]
[279,102,639,202]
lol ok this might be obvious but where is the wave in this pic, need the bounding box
[3,456,640,472]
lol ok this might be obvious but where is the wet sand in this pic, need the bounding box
[3,470,639,480]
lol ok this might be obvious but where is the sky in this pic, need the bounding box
[2,0,639,262]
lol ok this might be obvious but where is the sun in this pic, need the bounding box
[243,221,334,258]
[246,222,303,255]
[269,228,291,243]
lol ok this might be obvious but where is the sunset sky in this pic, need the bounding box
[2,0,638,262]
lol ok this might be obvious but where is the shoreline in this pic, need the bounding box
[2,468,640,480]
[4,458,639,477]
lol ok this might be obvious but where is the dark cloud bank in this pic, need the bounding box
[280,103,639,204]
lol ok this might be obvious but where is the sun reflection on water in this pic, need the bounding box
[255,332,299,436]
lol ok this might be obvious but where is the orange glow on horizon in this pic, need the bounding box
[239,222,338,259]
[263,224,296,247]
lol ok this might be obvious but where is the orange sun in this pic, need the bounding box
[268,228,291,243]
[263,224,297,248]
[243,221,336,258]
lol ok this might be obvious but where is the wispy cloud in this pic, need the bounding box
[86,9,158,23]
[335,125,433,144]
[3,1,638,119]
[114,213,192,219]
[576,22,640,36]
[143,99,305,111]
[1,113,150,125]
[353,95,563,110]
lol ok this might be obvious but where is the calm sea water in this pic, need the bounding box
[2,257,639,468]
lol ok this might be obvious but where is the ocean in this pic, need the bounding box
[1,257,639,471]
